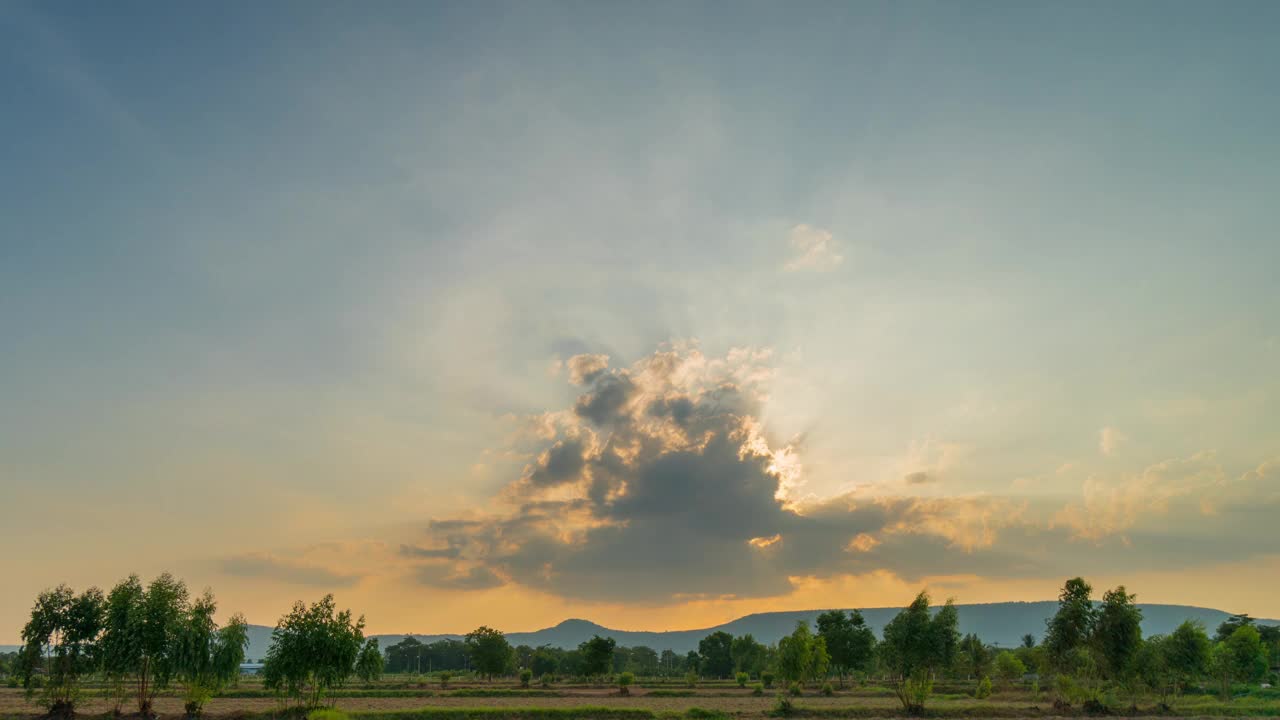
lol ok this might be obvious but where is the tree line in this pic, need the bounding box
[11,574,249,718]
[11,575,1278,714]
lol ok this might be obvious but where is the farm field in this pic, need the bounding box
[3,679,1278,720]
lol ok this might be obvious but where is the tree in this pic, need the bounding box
[730,634,766,676]
[629,646,659,676]
[1044,577,1096,673]
[385,637,424,674]
[1093,586,1143,681]
[465,626,513,681]
[660,648,680,676]
[1021,634,1037,649]
[132,572,191,715]
[698,631,734,679]
[1209,625,1269,699]
[1215,614,1255,644]
[1164,621,1211,696]
[994,651,1026,688]
[101,575,145,715]
[1132,635,1173,704]
[580,635,616,680]
[958,633,991,680]
[17,584,105,717]
[356,638,384,684]
[811,636,831,683]
[777,621,816,686]
[879,592,959,712]
[612,646,630,674]
[816,610,875,687]
[659,649,680,676]
[174,590,249,716]
[531,646,560,677]
[262,595,365,709]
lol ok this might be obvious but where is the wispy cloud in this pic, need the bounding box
[1099,426,1127,456]
[783,224,843,272]
[221,552,362,588]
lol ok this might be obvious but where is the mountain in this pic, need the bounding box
[6,604,1261,661]
[233,601,1276,661]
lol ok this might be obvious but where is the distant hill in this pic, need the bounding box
[232,601,1276,661]
[6,603,1270,661]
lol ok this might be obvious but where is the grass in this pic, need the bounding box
[311,708,683,720]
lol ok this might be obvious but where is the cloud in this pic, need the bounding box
[783,224,843,271]
[1052,452,1223,542]
[413,564,505,591]
[904,471,935,485]
[399,543,462,559]
[221,552,362,587]
[404,344,1037,602]
[566,353,611,385]
[1099,426,1126,456]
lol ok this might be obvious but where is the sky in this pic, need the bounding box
[2,0,1279,642]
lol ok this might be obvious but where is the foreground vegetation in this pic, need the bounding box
[4,574,1277,719]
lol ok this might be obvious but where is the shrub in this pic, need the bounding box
[752,683,765,697]
[820,682,834,696]
[788,681,803,697]
[975,676,992,699]
[619,672,634,696]
[540,673,553,688]
[520,669,533,689]
[761,671,775,689]
[773,693,796,716]
[900,674,934,714]
[736,672,750,688]
[439,672,453,689]
[685,671,698,688]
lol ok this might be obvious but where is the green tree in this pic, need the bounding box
[777,621,816,686]
[531,646,560,677]
[816,610,876,687]
[994,650,1026,688]
[1021,634,1037,649]
[1132,635,1173,704]
[1215,614,1255,644]
[879,592,959,712]
[629,646,659,676]
[730,634,766,676]
[1044,577,1096,673]
[580,635,616,680]
[958,633,991,680]
[698,631,734,678]
[133,573,191,715]
[174,591,249,716]
[1209,625,1269,699]
[811,636,831,683]
[659,649,680,676]
[465,626,512,681]
[262,595,366,709]
[1093,586,1143,681]
[100,575,145,715]
[1164,621,1211,696]
[355,638,384,684]
[17,584,105,717]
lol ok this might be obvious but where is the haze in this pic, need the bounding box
[2,1,1278,643]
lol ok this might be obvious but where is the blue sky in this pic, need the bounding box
[2,1,1279,637]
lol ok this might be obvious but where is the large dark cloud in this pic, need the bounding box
[399,347,1280,602]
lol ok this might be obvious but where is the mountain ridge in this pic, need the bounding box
[5,601,1272,661]
[224,601,1278,662]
